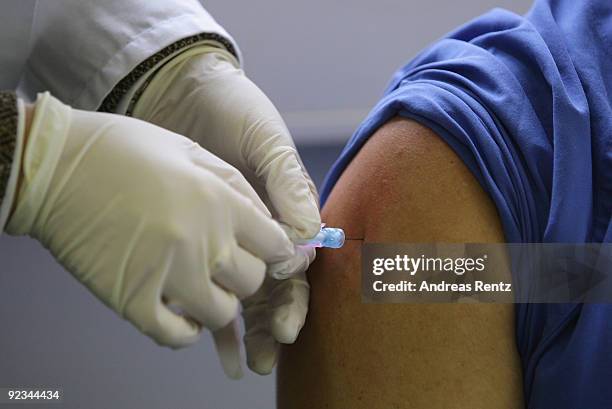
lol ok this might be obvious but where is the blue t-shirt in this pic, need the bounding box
[320,1,612,407]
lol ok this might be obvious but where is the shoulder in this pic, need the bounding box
[322,116,504,243]
[279,118,523,409]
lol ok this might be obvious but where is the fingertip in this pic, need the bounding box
[263,154,322,240]
[271,306,305,344]
[247,346,278,375]
[213,320,244,380]
[301,203,324,239]
[244,331,279,375]
[268,276,309,343]
[281,206,322,241]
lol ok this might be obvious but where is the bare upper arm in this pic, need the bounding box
[277,118,523,409]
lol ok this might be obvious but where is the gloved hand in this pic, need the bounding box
[242,263,312,375]
[130,45,321,373]
[131,45,321,272]
[6,92,295,352]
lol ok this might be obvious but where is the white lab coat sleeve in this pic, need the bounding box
[17,0,241,112]
[0,92,26,231]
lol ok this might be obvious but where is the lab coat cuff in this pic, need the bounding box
[97,17,241,113]
[0,92,26,231]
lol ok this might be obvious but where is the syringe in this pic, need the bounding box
[302,226,345,249]
[269,226,345,280]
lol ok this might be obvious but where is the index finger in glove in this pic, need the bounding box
[258,146,322,240]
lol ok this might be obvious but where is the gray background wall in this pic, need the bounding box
[0,1,531,408]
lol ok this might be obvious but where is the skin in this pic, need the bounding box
[277,117,523,409]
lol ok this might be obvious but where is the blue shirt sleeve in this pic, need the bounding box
[319,1,612,407]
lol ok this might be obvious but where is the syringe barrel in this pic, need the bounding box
[308,227,345,248]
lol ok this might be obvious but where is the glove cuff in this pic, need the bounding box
[6,93,72,236]
[104,36,240,116]
[129,44,240,121]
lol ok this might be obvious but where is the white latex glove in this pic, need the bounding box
[131,45,321,274]
[6,93,295,357]
[243,259,313,375]
[131,45,321,374]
